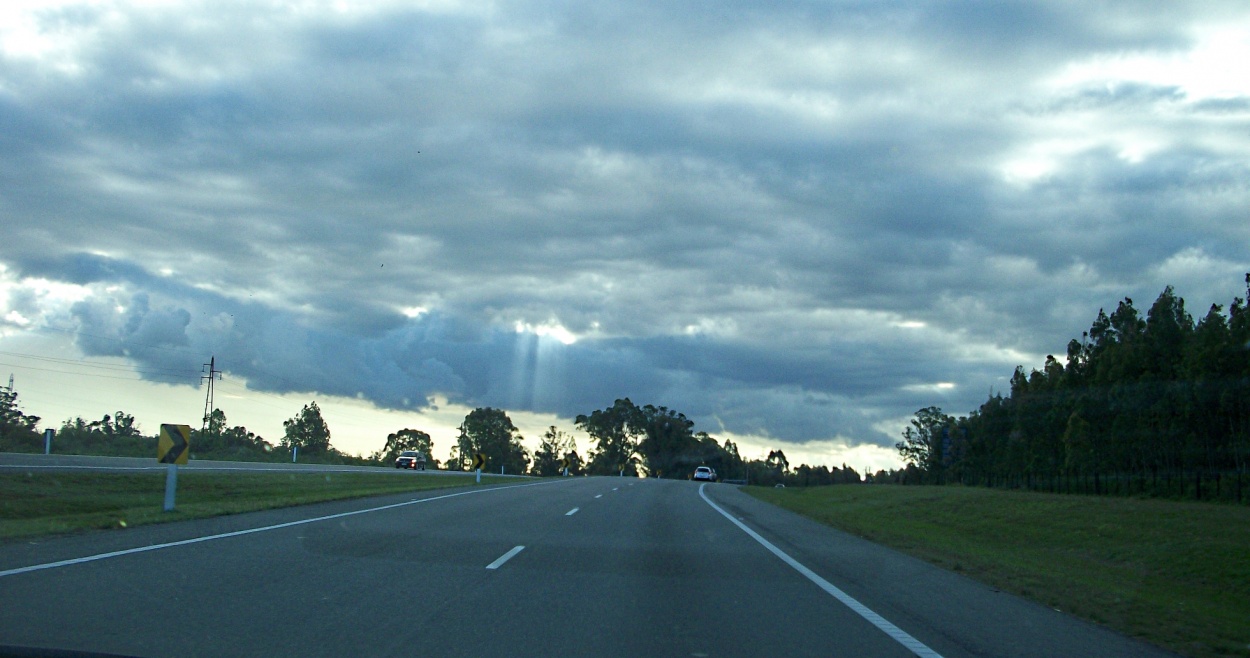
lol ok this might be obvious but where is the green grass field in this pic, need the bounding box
[0,471,500,540]
[747,484,1250,658]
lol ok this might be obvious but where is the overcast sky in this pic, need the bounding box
[2,0,1248,468]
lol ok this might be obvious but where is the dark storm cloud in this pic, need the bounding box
[2,1,1249,453]
[34,261,890,439]
[17,251,1005,445]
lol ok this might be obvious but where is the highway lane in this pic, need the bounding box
[0,477,1175,657]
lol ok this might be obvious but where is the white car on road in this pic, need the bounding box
[693,466,715,482]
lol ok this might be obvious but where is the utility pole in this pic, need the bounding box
[201,357,221,435]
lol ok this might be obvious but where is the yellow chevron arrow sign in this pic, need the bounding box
[158,424,191,465]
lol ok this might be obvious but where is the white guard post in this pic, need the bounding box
[163,463,178,511]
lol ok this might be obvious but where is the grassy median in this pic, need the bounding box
[747,484,1249,658]
[0,470,502,541]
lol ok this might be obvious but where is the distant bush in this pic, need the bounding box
[0,385,42,453]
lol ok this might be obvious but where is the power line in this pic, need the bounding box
[14,330,315,399]
[27,325,208,358]
[6,327,440,435]
[0,350,200,377]
[3,328,302,393]
[0,360,196,385]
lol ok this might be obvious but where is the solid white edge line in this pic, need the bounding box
[485,545,525,570]
[0,479,563,579]
[698,484,944,658]
[565,507,579,516]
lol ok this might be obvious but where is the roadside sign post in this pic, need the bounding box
[470,452,485,483]
[163,464,178,512]
[292,446,298,463]
[158,424,191,512]
[43,429,53,455]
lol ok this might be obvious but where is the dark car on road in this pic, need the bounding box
[395,450,426,470]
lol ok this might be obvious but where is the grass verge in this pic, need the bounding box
[746,484,1249,658]
[0,471,505,541]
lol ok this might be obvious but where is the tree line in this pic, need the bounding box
[896,275,1250,502]
[2,386,860,483]
[0,397,364,464]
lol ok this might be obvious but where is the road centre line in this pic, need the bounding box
[594,494,602,499]
[565,507,579,516]
[698,484,944,658]
[486,545,525,570]
[0,479,564,579]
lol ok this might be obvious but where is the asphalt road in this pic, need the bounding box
[0,477,1174,657]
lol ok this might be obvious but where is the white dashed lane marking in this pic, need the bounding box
[486,545,526,570]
